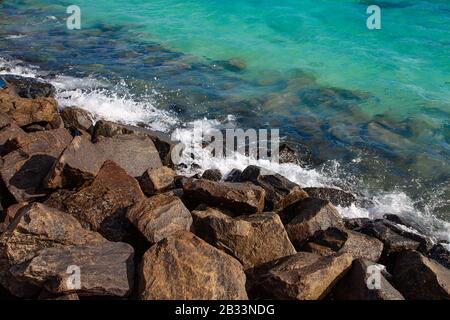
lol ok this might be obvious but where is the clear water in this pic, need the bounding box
[0,0,449,239]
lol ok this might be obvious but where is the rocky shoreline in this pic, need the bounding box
[0,74,449,300]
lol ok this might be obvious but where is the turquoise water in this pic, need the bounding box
[0,0,449,229]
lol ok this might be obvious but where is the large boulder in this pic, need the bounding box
[192,208,296,269]
[127,194,192,245]
[182,178,265,214]
[247,252,353,300]
[60,107,94,133]
[202,169,222,182]
[93,120,176,167]
[0,203,134,298]
[429,244,450,270]
[63,160,145,242]
[331,259,404,300]
[95,135,162,177]
[1,75,55,98]
[139,166,176,195]
[44,136,105,189]
[0,87,59,127]
[306,227,384,262]
[393,250,450,300]
[283,198,344,249]
[138,231,248,300]
[0,128,72,202]
[303,187,356,207]
[0,119,27,156]
[240,166,309,211]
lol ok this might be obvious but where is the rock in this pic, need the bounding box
[44,136,105,189]
[0,87,59,127]
[0,111,14,129]
[3,202,28,227]
[304,187,356,207]
[224,169,242,182]
[393,250,450,300]
[0,203,134,297]
[182,178,265,214]
[356,220,421,260]
[1,75,55,98]
[247,252,353,300]
[127,194,192,245]
[240,165,309,211]
[139,166,176,195]
[0,121,27,156]
[381,219,433,253]
[95,135,162,177]
[60,107,94,133]
[303,242,336,256]
[192,208,296,269]
[307,228,384,262]
[344,217,370,230]
[0,128,72,202]
[93,120,176,167]
[64,161,145,242]
[138,231,248,300]
[429,244,450,270]
[283,198,344,248]
[23,124,47,132]
[331,259,404,300]
[278,143,300,164]
[202,169,222,182]
[43,189,77,211]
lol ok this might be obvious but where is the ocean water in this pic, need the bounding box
[0,0,449,240]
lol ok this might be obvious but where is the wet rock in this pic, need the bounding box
[428,244,450,270]
[307,227,384,262]
[192,208,296,269]
[331,259,404,300]
[138,231,248,300]
[224,169,242,182]
[60,107,94,133]
[127,194,192,245]
[283,198,344,248]
[304,187,356,207]
[278,143,300,164]
[247,252,353,300]
[356,220,421,260]
[182,178,265,215]
[0,128,72,202]
[202,169,222,182]
[240,166,309,211]
[64,161,145,242]
[139,166,176,195]
[95,135,162,177]
[344,217,370,230]
[381,219,433,253]
[0,203,134,297]
[1,75,55,98]
[45,136,105,189]
[393,250,450,300]
[0,87,59,127]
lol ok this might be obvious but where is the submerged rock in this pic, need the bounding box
[138,231,248,300]
[192,208,296,269]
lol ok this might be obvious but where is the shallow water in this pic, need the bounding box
[0,0,449,239]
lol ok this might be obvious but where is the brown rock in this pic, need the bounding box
[1,75,55,99]
[0,121,27,156]
[332,259,404,300]
[139,166,176,195]
[182,179,265,215]
[240,165,309,211]
[429,244,450,270]
[283,198,344,248]
[247,252,353,300]
[304,187,356,207]
[95,135,162,177]
[64,161,145,242]
[307,227,384,262]
[3,202,28,227]
[44,136,104,189]
[43,189,77,211]
[303,242,336,256]
[0,203,134,298]
[393,250,450,300]
[127,194,192,244]
[139,231,248,300]
[60,107,94,133]
[192,208,296,269]
[0,87,59,127]
[0,128,72,202]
